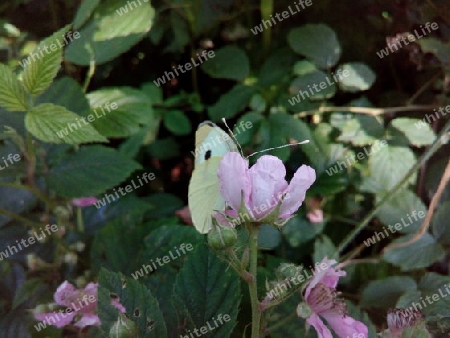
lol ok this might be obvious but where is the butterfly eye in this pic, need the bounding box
[205,150,212,160]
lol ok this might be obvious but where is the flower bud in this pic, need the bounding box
[208,226,238,250]
[296,302,313,319]
[277,263,301,279]
[110,313,137,338]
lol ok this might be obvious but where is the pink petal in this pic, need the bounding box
[279,165,316,218]
[306,313,333,338]
[322,312,368,338]
[74,313,100,328]
[72,197,98,207]
[248,155,288,219]
[112,298,126,313]
[307,209,324,223]
[78,283,98,313]
[34,310,77,328]
[54,281,79,307]
[304,258,345,299]
[218,152,251,212]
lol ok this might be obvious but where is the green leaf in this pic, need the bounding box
[233,111,263,145]
[25,103,107,144]
[0,185,37,227]
[147,137,179,160]
[12,278,45,309]
[337,62,376,92]
[163,110,191,135]
[337,114,385,146]
[361,276,417,309]
[282,217,325,247]
[0,307,32,338]
[201,46,249,81]
[173,243,241,338]
[313,235,336,263]
[46,145,141,198]
[383,233,445,271]
[431,200,450,245]
[0,64,28,111]
[208,84,256,121]
[143,193,184,219]
[368,145,416,191]
[376,189,427,234]
[388,117,436,147]
[85,87,155,138]
[258,48,297,87]
[36,76,90,115]
[22,25,70,95]
[98,268,167,337]
[417,37,450,64]
[289,70,337,100]
[91,218,153,275]
[65,0,154,65]
[287,24,341,68]
[166,11,190,52]
[72,0,101,30]
[249,94,266,112]
[292,60,317,76]
[258,224,281,249]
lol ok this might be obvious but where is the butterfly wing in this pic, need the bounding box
[188,121,238,234]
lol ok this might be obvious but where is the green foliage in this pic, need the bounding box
[46,145,141,197]
[201,46,250,81]
[22,26,70,96]
[98,269,167,337]
[66,0,154,65]
[173,243,241,338]
[0,64,29,111]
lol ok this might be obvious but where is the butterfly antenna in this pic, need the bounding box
[246,140,310,159]
[221,118,244,156]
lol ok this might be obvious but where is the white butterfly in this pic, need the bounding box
[188,121,238,234]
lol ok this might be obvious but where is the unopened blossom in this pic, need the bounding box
[217,152,316,226]
[387,308,423,337]
[34,281,125,329]
[298,258,368,338]
[307,209,324,223]
[72,197,98,207]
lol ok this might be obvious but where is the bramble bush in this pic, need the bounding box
[0,0,449,337]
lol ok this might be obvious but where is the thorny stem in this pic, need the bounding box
[247,224,261,337]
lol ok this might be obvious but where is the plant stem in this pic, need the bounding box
[334,119,450,257]
[83,60,96,92]
[248,225,261,337]
[0,207,43,229]
[260,0,273,54]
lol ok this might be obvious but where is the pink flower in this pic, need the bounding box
[299,258,368,338]
[307,209,324,223]
[34,281,125,329]
[387,308,423,337]
[217,152,316,225]
[72,197,98,207]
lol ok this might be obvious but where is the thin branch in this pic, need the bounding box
[383,158,450,252]
[294,105,437,118]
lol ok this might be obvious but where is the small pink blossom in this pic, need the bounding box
[72,197,98,207]
[217,152,316,225]
[299,258,368,338]
[307,209,324,223]
[34,281,125,329]
[387,308,423,337]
